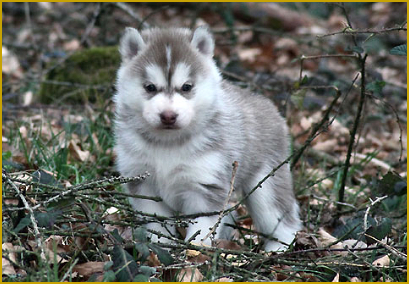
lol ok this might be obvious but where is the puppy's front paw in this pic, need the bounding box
[264,240,288,253]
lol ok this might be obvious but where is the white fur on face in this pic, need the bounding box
[141,62,198,129]
[142,93,194,128]
[172,63,191,88]
[171,93,195,128]
[116,57,219,134]
[146,64,167,88]
[114,66,144,112]
[166,45,172,75]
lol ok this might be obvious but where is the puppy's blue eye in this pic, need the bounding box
[181,83,193,92]
[144,84,157,93]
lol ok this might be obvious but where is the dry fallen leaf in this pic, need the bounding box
[272,264,292,281]
[319,228,368,256]
[2,46,23,77]
[72,261,106,277]
[295,230,321,248]
[186,241,211,258]
[317,228,337,245]
[68,140,91,162]
[43,235,70,263]
[300,116,313,130]
[2,257,16,276]
[2,243,18,276]
[186,244,211,264]
[215,277,234,282]
[214,239,242,250]
[22,91,33,106]
[298,271,320,282]
[3,198,19,206]
[341,239,367,249]
[103,207,120,217]
[372,255,390,267]
[2,243,19,263]
[63,39,81,51]
[186,248,201,258]
[147,251,161,267]
[313,139,338,152]
[91,132,103,152]
[177,267,204,282]
[2,244,28,277]
[332,272,340,282]
[238,48,262,62]
[330,119,350,138]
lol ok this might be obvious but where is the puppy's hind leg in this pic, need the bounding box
[244,170,301,252]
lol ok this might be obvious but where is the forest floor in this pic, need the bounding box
[2,2,407,282]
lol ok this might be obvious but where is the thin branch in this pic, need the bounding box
[80,3,103,47]
[352,153,391,171]
[212,26,285,36]
[364,234,407,262]
[113,2,150,29]
[5,173,154,211]
[339,3,359,47]
[202,161,239,242]
[338,54,368,207]
[363,195,388,232]
[366,93,404,163]
[24,3,38,50]
[298,54,357,82]
[317,26,407,38]
[275,245,408,257]
[138,5,170,30]
[60,258,79,282]
[2,169,46,260]
[300,53,357,60]
[291,85,342,169]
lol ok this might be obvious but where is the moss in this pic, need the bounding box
[38,46,121,104]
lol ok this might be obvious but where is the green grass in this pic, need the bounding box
[2,100,407,282]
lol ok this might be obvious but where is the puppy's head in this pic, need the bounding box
[115,27,221,139]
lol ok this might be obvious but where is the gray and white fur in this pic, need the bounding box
[114,27,301,251]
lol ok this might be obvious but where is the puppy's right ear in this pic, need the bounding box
[119,27,146,62]
[191,26,214,57]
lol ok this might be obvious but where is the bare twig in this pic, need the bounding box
[352,153,391,171]
[364,234,407,262]
[317,26,407,38]
[298,54,357,81]
[273,245,407,257]
[36,79,112,91]
[291,85,342,169]
[80,3,103,46]
[24,3,38,50]
[2,169,46,260]
[366,93,404,163]
[114,2,150,29]
[363,196,388,232]
[339,3,359,47]
[338,54,368,207]
[212,26,284,36]
[60,258,79,282]
[138,5,169,30]
[335,4,367,207]
[202,161,239,242]
[4,173,153,211]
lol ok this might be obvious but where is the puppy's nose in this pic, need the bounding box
[160,110,178,125]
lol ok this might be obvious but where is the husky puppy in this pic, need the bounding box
[114,27,301,251]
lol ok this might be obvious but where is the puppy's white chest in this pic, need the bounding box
[145,145,224,193]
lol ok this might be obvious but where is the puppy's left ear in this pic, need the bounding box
[119,27,146,62]
[191,26,215,57]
